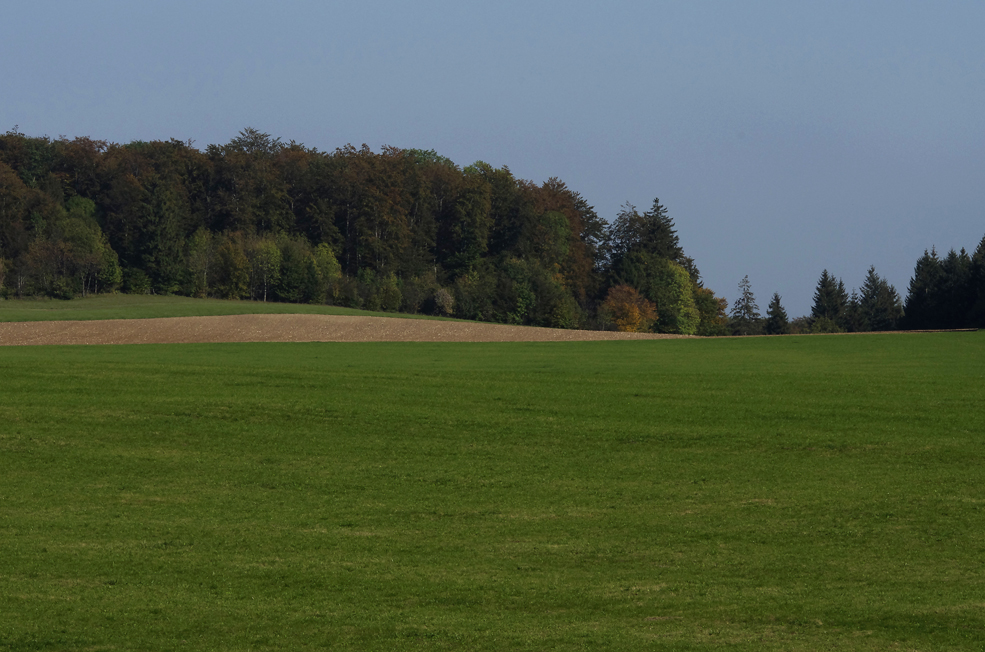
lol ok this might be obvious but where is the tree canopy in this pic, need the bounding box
[0,128,726,335]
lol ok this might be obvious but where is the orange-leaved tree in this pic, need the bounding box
[600,284,657,332]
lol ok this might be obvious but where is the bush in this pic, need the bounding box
[124,268,152,295]
[433,288,454,316]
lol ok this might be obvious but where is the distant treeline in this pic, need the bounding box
[729,242,985,335]
[1,128,981,334]
[0,127,729,334]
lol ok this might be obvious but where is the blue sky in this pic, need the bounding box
[3,0,983,315]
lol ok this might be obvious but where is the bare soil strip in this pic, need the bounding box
[0,314,686,346]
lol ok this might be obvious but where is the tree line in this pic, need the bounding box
[2,127,980,335]
[0,128,729,334]
[728,239,985,335]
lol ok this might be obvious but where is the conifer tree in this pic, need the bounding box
[859,266,903,331]
[904,249,944,329]
[608,197,683,276]
[763,292,789,335]
[843,289,863,333]
[730,275,762,335]
[938,248,973,328]
[641,198,683,261]
[810,270,848,332]
[969,235,985,327]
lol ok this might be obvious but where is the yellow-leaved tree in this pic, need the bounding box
[600,285,657,332]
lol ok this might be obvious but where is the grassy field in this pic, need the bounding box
[1,332,984,650]
[0,294,447,322]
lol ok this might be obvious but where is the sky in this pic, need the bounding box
[2,0,983,316]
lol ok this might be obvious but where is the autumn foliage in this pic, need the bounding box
[599,285,657,332]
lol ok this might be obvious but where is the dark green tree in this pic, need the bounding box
[859,266,903,331]
[969,235,985,327]
[903,249,944,329]
[842,289,864,333]
[810,270,848,332]
[763,292,789,335]
[730,275,762,335]
[608,198,683,277]
[938,248,973,328]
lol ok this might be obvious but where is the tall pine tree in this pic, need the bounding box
[969,235,985,327]
[730,275,762,335]
[904,248,944,329]
[938,248,973,328]
[764,292,789,335]
[608,197,683,277]
[810,270,848,332]
[859,266,903,331]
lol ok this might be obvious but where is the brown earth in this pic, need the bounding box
[0,314,688,346]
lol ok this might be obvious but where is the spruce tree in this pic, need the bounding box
[730,275,762,335]
[642,198,683,261]
[969,235,985,327]
[608,197,683,278]
[835,279,852,331]
[904,249,943,329]
[843,289,863,332]
[763,292,789,335]
[938,248,973,328]
[810,270,847,332]
[859,266,903,331]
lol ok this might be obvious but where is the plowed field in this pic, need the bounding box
[0,313,684,345]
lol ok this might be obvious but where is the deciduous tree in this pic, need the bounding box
[599,284,657,332]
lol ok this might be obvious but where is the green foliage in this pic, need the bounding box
[608,198,682,270]
[452,265,496,321]
[275,234,319,304]
[619,254,698,334]
[811,269,849,330]
[397,274,436,313]
[693,286,729,336]
[312,242,341,283]
[311,242,342,303]
[904,249,944,329]
[730,275,763,336]
[98,244,122,291]
[123,267,151,295]
[184,228,215,297]
[764,291,790,335]
[970,235,985,327]
[810,315,842,334]
[214,237,250,299]
[375,272,403,312]
[247,236,282,302]
[649,257,699,334]
[532,210,571,270]
[858,266,903,331]
[64,195,97,222]
[0,130,731,330]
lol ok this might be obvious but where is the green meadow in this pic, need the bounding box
[1,322,984,649]
[0,294,449,323]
